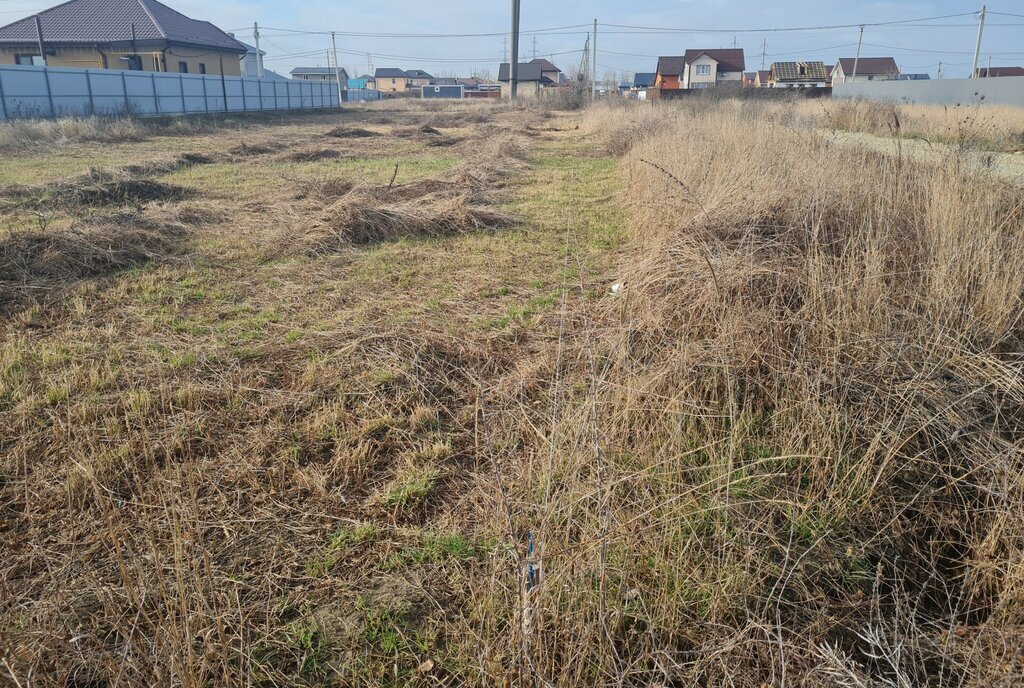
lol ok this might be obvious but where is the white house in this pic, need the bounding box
[680,49,745,89]
[831,57,899,84]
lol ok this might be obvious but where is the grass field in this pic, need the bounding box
[2,98,1023,686]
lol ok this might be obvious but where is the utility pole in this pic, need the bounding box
[34,14,46,65]
[331,31,343,107]
[532,36,537,60]
[937,60,942,79]
[592,18,598,101]
[509,0,520,99]
[972,5,986,78]
[760,38,766,70]
[503,35,508,63]
[851,25,864,82]
[732,36,737,49]
[253,22,263,78]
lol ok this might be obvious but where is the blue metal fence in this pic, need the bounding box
[0,64,340,120]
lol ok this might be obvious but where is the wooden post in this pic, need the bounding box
[0,69,8,120]
[219,53,228,111]
[84,68,94,115]
[151,72,160,114]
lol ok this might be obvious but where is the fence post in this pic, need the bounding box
[201,74,209,112]
[0,68,8,120]
[43,65,55,117]
[120,71,129,114]
[273,80,278,110]
[257,77,263,111]
[84,68,94,115]
[151,72,160,114]
[179,73,186,113]
[241,78,247,111]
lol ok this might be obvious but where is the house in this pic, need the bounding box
[498,62,553,99]
[291,67,348,84]
[680,49,745,88]
[348,74,376,89]
[375,67,409,93]
[898,73,931,81]
[0,0,246,74]
[233,38,263,78]
[404,69,433,87]
[768,61,829,88]
[633,72,655,90]
[754,70,770,87]
[655,56,686,89]
[975,66,1024,78]
[529,58,564,84]
[742,71,756,87]
[831,57,899,84]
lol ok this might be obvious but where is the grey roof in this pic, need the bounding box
[0,0,246,52]
[770,61,829,82]
[291,67,334,75]
[231,37,264,56]
[405,69,433,79]
[375,67,407,78]
[633,72,655,87]
[498,62,550,82]
[656,56,686,77]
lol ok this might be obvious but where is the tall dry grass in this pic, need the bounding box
[535,100,1024,685]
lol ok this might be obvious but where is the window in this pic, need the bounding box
[198,63,206,74]
[798,65,806,76]
[121,55,142,70]
[695,64,711,76]
[15,54,43,66]
[391,78,396,84]
[178,61,188,73]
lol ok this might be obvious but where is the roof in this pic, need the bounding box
[405,69,433,79]
[232,37,264,56]
[432,77,458,85]
[0,0,246,52]
[498,62,551,82]
[375,67,407,78]
[836,57,898,76]
[356,74,374,80]
[898,73,932,80]
[756,70,770,83]
[683,49,745,72]
[656,56,686,77]
[633,72,655,87]
[529,58,560,72]
[291,67,335,75]
[976,66,1024,77]
[770,61,829,82]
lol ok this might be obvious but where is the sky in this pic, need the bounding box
[1,0,1022,79]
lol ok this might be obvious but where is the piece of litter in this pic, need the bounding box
[611,282,623,294]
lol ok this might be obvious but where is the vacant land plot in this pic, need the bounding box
[2,99,1023,687]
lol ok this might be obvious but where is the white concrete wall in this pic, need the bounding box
[0,63,340,119]
[834,76,1024,107]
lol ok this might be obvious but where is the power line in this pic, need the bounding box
[599,11,979,34]
[256,23,590,39]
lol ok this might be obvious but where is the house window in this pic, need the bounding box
[695,64,711,75]
[178,61,188,73]
[391,78,396,84]
[15,54,43,66]
[798,65,806,75]
[123,55,142,70]
[198,63,206,74]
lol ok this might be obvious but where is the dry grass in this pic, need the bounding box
[575,99,1024,685]
[3,98,1022,687]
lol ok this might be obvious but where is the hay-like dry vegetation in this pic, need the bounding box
[2,98,1023,687]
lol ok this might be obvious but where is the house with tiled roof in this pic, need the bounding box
[831,57,899,84]
[498,62,554,99]
[655,56,686,89]
[0,0,246,74]
[291,66,349,84]
[768,61,829,88]
[681,49,745,88]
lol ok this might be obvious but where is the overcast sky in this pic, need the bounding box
[2,0,1022,79]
